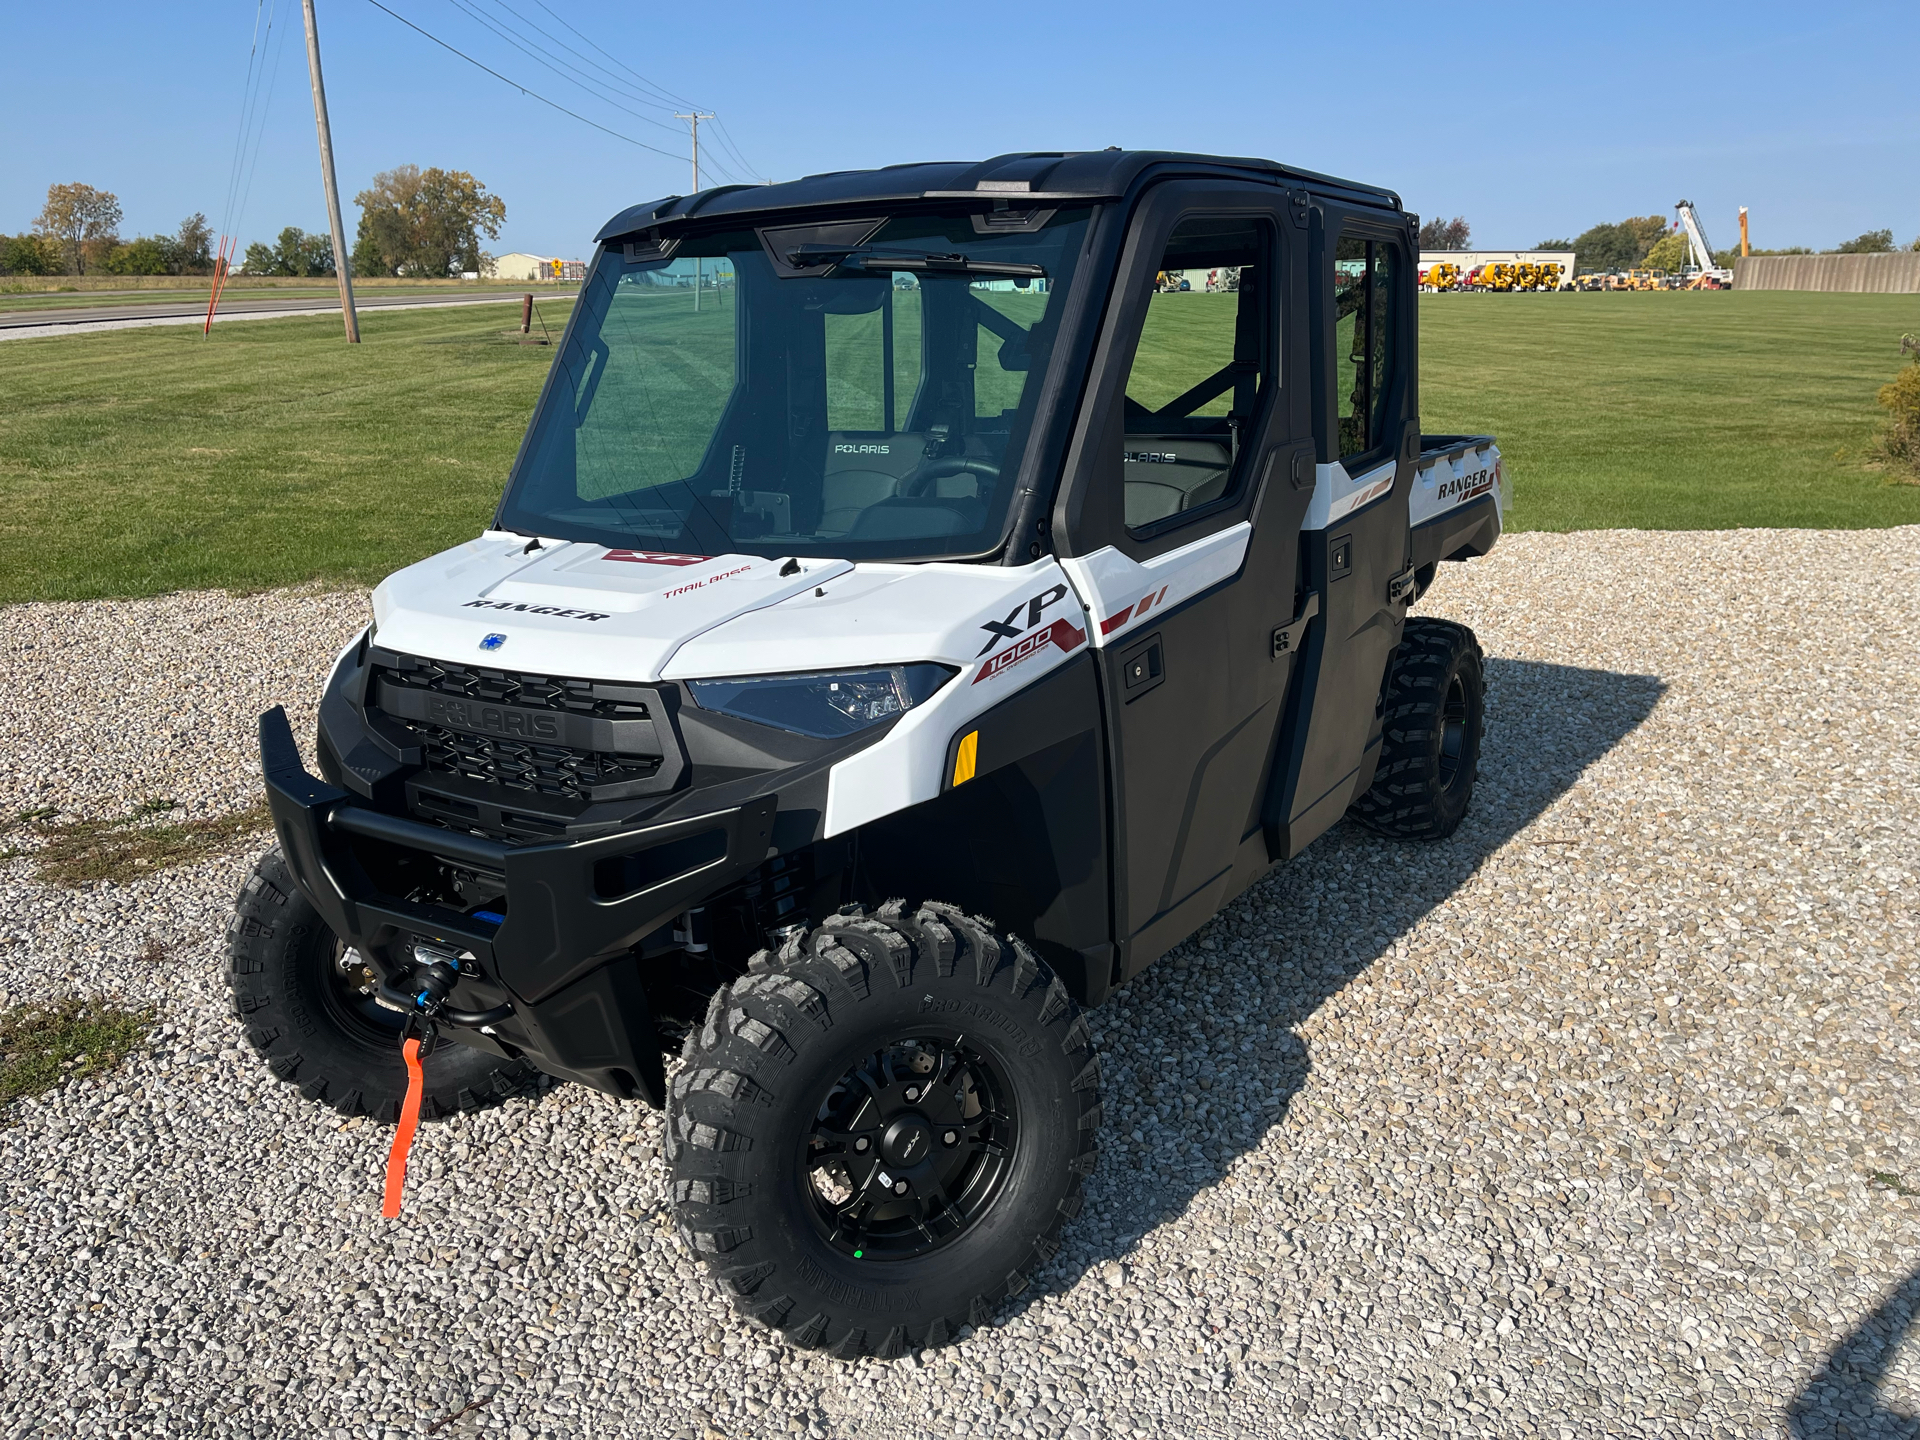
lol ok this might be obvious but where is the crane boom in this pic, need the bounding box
[1673,200,1734,288]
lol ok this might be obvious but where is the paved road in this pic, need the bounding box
[0,290,534,341]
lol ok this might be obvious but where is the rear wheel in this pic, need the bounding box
[225,849,535,1121]
[668,902,1099,1356]
[1348,617,1485,840]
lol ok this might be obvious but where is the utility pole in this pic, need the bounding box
[676,111,713,311]
[674,111,715,192]
[301,0,360,343]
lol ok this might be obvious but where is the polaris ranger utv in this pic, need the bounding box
[229,149,1504,1357]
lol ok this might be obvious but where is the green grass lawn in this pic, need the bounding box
[0,302,573,603]
[0,288,1914,605]
[1419,289,1920,530]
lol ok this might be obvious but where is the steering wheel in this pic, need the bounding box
[900,456,1000,498]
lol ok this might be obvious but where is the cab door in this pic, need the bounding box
[1053,181,1316,981]
[1263,203,1420,858]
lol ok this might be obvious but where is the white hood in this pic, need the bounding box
[368,533,1098,837]
[370,535,853,682]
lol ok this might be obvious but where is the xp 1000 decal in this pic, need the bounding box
[971,582,1086,685]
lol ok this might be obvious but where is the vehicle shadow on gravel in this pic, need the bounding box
[1788,1268,1920,1439]
[1024,656,1667,1307]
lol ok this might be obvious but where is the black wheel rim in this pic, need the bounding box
[800,1034,1018,1261]
[314,935,405,1052]
[1437,672,1470,791]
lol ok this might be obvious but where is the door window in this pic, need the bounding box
[1119,217,1271,533]
[1333,236,1397,459]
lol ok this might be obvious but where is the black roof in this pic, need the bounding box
[594,150,1401,243]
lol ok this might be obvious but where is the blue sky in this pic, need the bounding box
[4,0,1915,260]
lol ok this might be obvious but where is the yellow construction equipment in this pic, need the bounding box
[1422,261,1460,292]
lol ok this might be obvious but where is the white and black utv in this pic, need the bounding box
[230,149,1505,1357]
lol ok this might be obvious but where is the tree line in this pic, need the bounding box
[1418,207,1920,272]
[0,185,213,277]
[1,166,508,280]
[1538,219,1920,273]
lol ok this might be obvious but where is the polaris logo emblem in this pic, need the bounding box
[1124,451,1179,465]
[833,443,891,455]
[426,697,560,739]
[479,633,507,651]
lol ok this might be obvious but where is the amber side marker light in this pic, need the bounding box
[952,731,978,786]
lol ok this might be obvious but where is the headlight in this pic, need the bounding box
[686,663,956,739]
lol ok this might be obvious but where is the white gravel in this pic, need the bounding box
[2,527,1917,1440]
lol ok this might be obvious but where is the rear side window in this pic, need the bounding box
[1118,216,1272,534]
[1333,235,1398,460]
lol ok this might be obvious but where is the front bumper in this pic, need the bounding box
[260,706,776,1104]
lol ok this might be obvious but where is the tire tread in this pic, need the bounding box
[667,901,1099,1353]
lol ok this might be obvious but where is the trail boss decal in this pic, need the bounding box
[972,582,1086,684]
[463,599,610,621]
[661,564,752,599]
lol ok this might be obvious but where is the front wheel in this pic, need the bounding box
[668,902,1100,1356]
[225,849,536,1121]
[1348,617,1485,840]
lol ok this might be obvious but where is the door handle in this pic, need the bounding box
[1271,592,1320,657]
[1290,447,1313,490]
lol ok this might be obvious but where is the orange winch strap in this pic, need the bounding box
[382,1037,425,1219]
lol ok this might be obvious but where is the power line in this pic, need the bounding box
[217,0,271,243]
[221,0,292,245]
[363,0,689,163]
[469,0,681,114]
[232,0,300,246]
[443,0,693,141]
[507,0,761,181]
[448,0,751,183]
[522,0,696,111]
[709,114,760,184]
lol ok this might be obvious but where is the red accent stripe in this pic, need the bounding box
[1099,603,1135,635]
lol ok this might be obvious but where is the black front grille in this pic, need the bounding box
[416,725,661,802]
[375,656,653,719]
[370,651,671,811]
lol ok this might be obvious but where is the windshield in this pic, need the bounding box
[499,208,1093,561]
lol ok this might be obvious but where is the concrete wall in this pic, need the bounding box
[1734,253,1920,293]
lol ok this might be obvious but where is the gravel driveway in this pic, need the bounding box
[2,528,1917,1440]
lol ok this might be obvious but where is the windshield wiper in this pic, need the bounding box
[786,245,1045,279]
